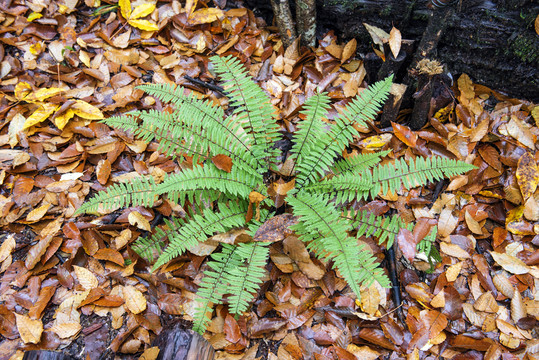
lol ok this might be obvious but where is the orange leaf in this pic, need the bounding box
[212,154,232,172]
[15,314,43,344]
[391,121,417,147]
[189,7,224,25]
[94,248,125,267]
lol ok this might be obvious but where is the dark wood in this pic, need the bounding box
[152,323,215,360]
[22,351,75,360]
[380,83,407,128]
[245,0,539,102]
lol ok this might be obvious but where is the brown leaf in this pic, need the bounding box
[28,286,56,320]
[15,313,43,344]
[0,305,18,339]
[397,228,417,263]
[341,38,357,63]
[96,159,111,185]
[94,248,125,267]
[358,328,396,350]
[420,309,447,339]
[474,291,499,313]
[157,294,183,315]
[516,152,539,201]
[0,234,16,263]
[224,314,242,343]
[511,288,526,323]
[25,236,54,270]
[388,27,402,59]
[283,235,325,280]
[212,154,232,173]
[254,214,298,242]
[391,122,417,148]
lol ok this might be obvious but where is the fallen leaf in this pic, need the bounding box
[189,7,224,25]
[392,122,417,148]
[128,211,151,231]
[73,265,99,290]
[15,314,43,344]
[341,39,357,63]
[516,152,539,201]
[0,234,15,263]
[212,154,232,172]
[490,251,530,275]
[388,27,401,58]
[123,285,147,314]
[139,347,160,360]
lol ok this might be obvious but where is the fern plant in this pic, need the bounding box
[75,55,474,334]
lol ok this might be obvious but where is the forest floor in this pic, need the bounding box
[0,1,539,360]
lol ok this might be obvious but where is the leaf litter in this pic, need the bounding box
[0,0,538,359]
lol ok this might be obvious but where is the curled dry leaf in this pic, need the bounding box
[123,285,147,314]
[15,313,43,344]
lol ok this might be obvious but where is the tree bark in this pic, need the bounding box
[269,0,297,48]
[296,0,317,46]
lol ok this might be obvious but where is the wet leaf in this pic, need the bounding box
[212,154,233,173]
[397,228,417,263]
[392,122,417,148]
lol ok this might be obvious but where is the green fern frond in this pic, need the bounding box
[75,176,157,215]
[211,55,280,164]
[193,243,241,333]
[303,173,371,204]
[365,156,475,198]
[291,93,332,168]
[332,150,391,175]
[131,234,166,264]
[287,192,390,298]
[227,242,269,316]
[345,210,412,248]
[137,83,257,164]
[295,77,393,187]
[156,164,262,204]
[152,201,248,270]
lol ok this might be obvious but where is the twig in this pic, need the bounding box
[183,75,225,95]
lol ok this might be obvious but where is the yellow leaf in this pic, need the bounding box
[23,103,59,130]
[26,87,64,102]
[15,314,43,344]
[119,0,132,19]
[139,347,160,360]
[188,7,224,25]
[29,42,44,55]
[51,322,82,339]
[73,265,99,290]
[14,82,32,101]
[358,134,392,149]
[27,12,43,22]
[26,203,50,222]
[71,100,104,120]
[54,109,76,130]
[128,19,159,31]
[123,285,147,314]
[130,3,155,20]
[128,211,151,231]
[8,113,25,148]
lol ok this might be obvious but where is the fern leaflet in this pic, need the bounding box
[151,201,248,270]
[288,192,389,298]
[75,176,157,215]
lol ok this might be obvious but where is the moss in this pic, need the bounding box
[509,33,539,64]
[379,5,392,17]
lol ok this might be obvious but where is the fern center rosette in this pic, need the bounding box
[75,55,474,333]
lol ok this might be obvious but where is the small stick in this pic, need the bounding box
[184,75,225,95]
[386,244,405,324]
